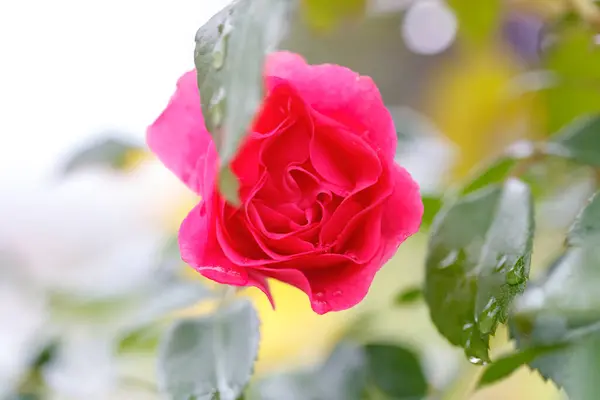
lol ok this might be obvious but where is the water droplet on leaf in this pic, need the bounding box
[439,250,458,268]
[468,356,486,365]
[209,87,226,128]
[212,49,225,70]
[495,254,508,272]
[461,322,490,365]
[477,298,499,334]
[506,256,527,285]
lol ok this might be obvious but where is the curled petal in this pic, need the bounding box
[146,71,217,197]
[265,52,397,162]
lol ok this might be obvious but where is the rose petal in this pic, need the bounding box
[247,270,276,309]
[249,200,303,236]
[231,82,301,196]
[179,203,248,286]
[260,120,312,190]
[336,206,383,264]
[217,203,272,266]
[179,203,277,306]
[246,202,317,260]
[258,255,378,314]
[266,52,397,162]
[147,70,217,197]
[379,164,424,259]
[320,166,393,246]
[310,113,381,195]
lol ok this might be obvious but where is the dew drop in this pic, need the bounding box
[209,87,226,128]
[211,34,227,70]
[477,298,499,335]
[332,290,342,297]
[210,105,224,128]
[212,20,232,71]
[495,254,508,272]
[313,299,330,314]
[468,356,486,366]
[439,250,459,268]
[315,292,325,299]
[212,48,225,70]
[506,257,527,285]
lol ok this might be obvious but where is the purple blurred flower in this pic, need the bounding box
[502,12,544,64]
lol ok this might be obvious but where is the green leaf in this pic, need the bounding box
[546,114,600,168]
[251,342,427,400]
[476,344,565,389]
[194,0,289,205]
[421,195,443,228]
[62,137,144,175]
[117,324,163,354]
[460,156,519,196]
[458,140,540,197]
[394,286,423,305]
[425,179,534,363]
[447,0,501,46]
[542,25,600,133]
[364,344,428,399]
[250,342,367,400]
[158,300,260,400]
[510,192,600,395]
[566,333,600,400]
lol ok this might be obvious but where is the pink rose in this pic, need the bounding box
[147,52,423,314]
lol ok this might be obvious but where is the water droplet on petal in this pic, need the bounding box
[315,292,325,299]
[332,290,342,297]
[313,299,330,314]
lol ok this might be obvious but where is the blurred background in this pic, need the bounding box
[2,0,598,398]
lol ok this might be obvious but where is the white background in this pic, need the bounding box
[0,0,230,184]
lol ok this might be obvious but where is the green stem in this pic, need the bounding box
[214,285,238,399]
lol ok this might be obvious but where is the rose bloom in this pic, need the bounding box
[148,51,423,314]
